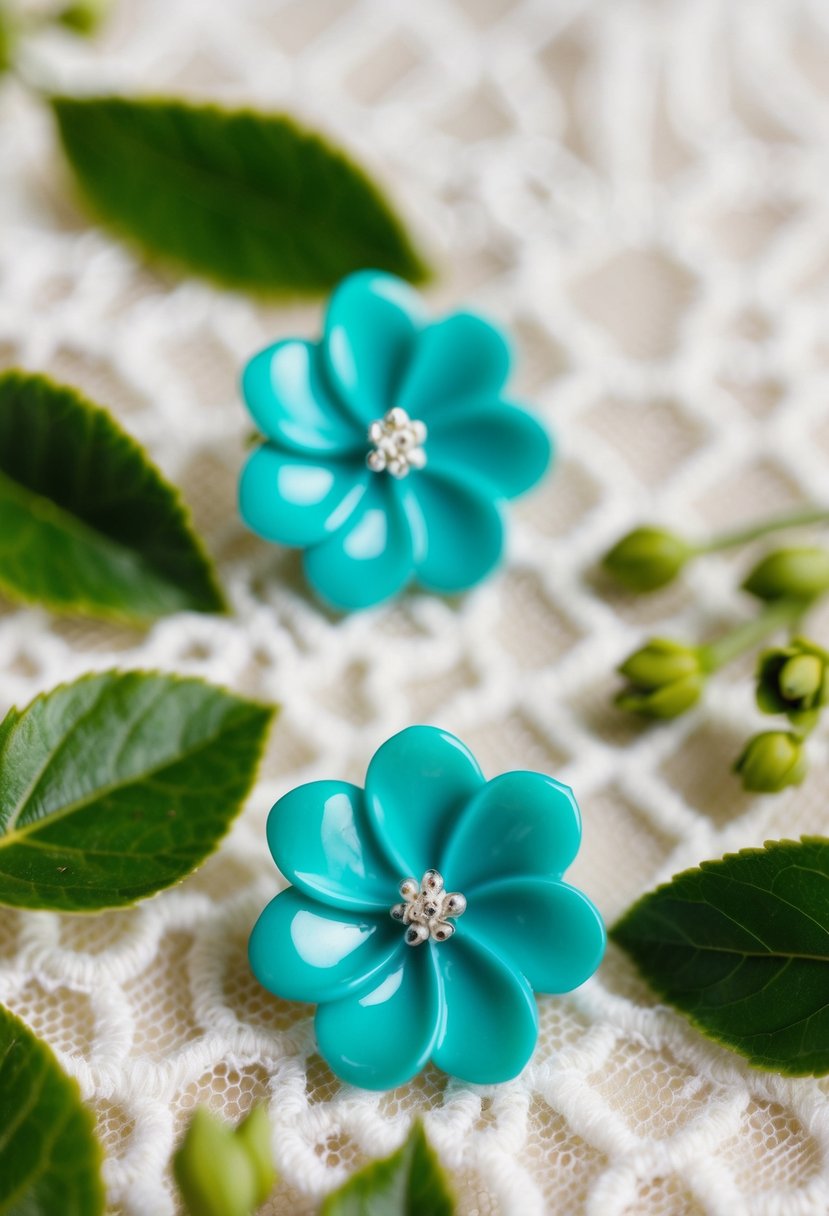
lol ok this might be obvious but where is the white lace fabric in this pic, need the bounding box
[1,0,828,1212]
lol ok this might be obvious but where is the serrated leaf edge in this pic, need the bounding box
[0,369,228,625]
[611,835,829,1078]
[51,95,432,295]
[0,668,276,913]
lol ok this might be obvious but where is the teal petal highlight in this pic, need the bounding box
[433,934,538,1084]
[403,470,505,594]
[441,772,582,892]
[239,272,556,612]
[248,727,605,1089]
[323,270,424,427]
[239,444,368,547]
[462,877,606,994]
[427,401,552,500]
[248,888,398,1004]
[242,340,360,455]
[303,476,414,611]
[267,781,398,912]
[315,946,440,1090]
[365,725,484,878]
[397,312,511,421]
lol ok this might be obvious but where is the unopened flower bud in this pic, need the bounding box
[603,527,692,592]
[616,639,705,719]
[234,1107,276,1208]
[756,638,829,730]
[743,547,829,603]
[54,0,113,35]
[173,1106,275,1216]
[734,731,807,793]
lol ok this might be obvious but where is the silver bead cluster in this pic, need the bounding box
[366,407,427,479]
[390,869,467,946]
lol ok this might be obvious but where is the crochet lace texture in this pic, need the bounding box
[0,0,828,1212]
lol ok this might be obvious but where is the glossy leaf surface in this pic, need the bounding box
[613,837,829,1075]
[321,1122,454,1216]
[0,1003,104,1214]
[0,371,225,624]
[0,671,274,911]
[52,96,429,292]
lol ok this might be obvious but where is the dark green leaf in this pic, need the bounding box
[321,1122,454,1216]
[0,370,226,624]
[0,670,274,911]
[612,837,829,1075]
[0,1002,104,1215]
[51,95,430,293]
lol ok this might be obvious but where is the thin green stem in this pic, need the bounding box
[698,507,829,554]
[699,599,810,672]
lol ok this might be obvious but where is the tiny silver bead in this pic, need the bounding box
[422,869,444,893]
[385,406,407,429]
[445,892,467,917]
[405,923,429,947]
[399,878,419,901]
[432,921,455,942]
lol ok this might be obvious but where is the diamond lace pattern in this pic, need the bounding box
[0,0,828,1212]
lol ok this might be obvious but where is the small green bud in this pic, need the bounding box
[234,1106,276,1208]
[173,1106,274,1216]
[734,731,807,793]
[54,0,112,35]
[756,637,829,727]
[0,6,15,75]
[743,547,829,603]
[617,639,705,719]
[603,527,692,592]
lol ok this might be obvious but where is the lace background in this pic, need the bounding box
[1,0,828,1211]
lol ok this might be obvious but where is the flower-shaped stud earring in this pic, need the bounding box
[249,726,605,1090]
[239,272,552,612]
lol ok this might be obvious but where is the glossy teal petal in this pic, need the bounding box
[248,888,398,1004]
[441,772,582,892]
[427,401,553,500]
[267,781,398,912]
[303,475,414,611]
[239,443,368,548]
[403,470,505,594]
[396,312,511,422]
[433,933,538,1084]
[315,945,440,1090]
[462,877,606,994]
[365,725,485,879]
[323,271,425,427]
[242,340,361,454]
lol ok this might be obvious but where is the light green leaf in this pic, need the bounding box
[0,370,226,625]
[612,837,829,1075]
[51,96,430,293]
[321,1122,454,1216]
[0,1002,104,1215]
[0,670,274,911]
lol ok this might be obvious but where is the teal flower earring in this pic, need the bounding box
[249,726,605,1090]
[239,272,552,612]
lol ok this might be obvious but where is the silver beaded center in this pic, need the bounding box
[390,869,467,946]
[366,407,428,479]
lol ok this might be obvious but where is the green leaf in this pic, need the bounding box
[0,670,274,911]
[612,837,829,1076]
[0,1002,104,1214]
[0,370,226,624]
[321,1122,454,1216]
[51,95,430,293]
